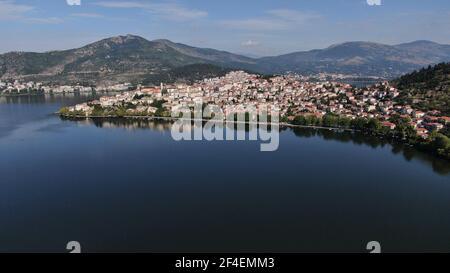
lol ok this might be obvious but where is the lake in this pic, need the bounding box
[0,94,449,253]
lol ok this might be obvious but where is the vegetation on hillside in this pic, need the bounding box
[394,62,450,115]
[3,36,450,84]
[142,64,234,85]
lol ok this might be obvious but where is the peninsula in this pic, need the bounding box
[60,66,450,160]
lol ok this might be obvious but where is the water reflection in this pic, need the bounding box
[66,118,450,175]
[3,93,450,253]
[0,92,120,105]
[65,117,277,132]
[0,93,122,139]
[90,118,173,132]
[292,127,450,175]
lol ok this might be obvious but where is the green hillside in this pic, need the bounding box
[394,62,450,115]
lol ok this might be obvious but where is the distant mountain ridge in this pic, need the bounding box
[1,35,450,84]
[257,41,450,77]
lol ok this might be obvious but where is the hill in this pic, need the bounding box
[2,35,450,84]
[153,39,257,69]
[0,35,253,85]
[142,63,234,85]
[257,41,450,78]
[393,62,450,115]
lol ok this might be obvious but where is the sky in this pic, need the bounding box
[1,0,450,56]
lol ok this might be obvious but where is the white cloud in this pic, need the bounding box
[221,9,320,31]
[94,1,146,8]
[152,3,207,21]
[0,1,62,24]
[27,17,63,24]
[367,0,382,6]
[94,1,207,21]
[0,0,33,20]
[67,0,81,6]
[267,9,321,24]
[241,40,260,47]
[71,13,104,18]
[221,18,287,31]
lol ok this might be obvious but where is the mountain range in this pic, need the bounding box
[1,34,450,84]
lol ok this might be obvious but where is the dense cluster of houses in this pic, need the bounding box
[0,80,132,94]
[64,71,449,138]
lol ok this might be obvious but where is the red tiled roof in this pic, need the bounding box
[382,121,396,127]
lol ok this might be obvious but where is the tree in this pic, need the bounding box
[150,99,167,109]
[293,116,307,126]
[59,107,70,115]
[365,118,382,133]
[115,107,127,117]
[441,124,450,138]
[429,132,450,159]
[351,117,368,130]
[91,105,104,116]
[322,113,339,127]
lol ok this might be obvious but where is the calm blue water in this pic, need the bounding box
[0,94,449,253]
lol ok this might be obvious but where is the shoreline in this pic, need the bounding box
[58,113,450,162]
[58,113,357,132]
[0,90,124,97]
